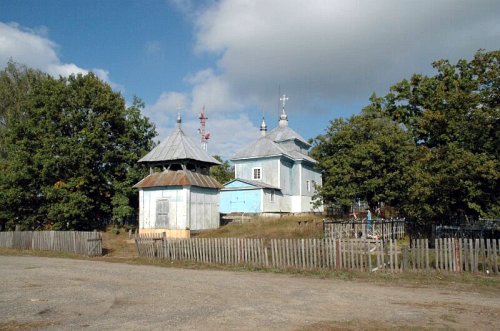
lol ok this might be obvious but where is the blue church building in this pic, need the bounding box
[220,96,323,214]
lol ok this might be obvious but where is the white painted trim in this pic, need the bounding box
[299,162,303,197]
[260,188,264,212]
[185,187,191,229]
[277,158,281,189]
[252,167,262,180]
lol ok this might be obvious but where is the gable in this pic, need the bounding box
[223,178,281,190]
[224,179,259,189]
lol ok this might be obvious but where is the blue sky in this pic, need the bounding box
[1,0,498,159]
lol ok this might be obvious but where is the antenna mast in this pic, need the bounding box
[198,105,210,151]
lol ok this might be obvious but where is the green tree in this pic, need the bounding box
[0,64,156,230]
[210,155,234,184]
[311,104,415,212]
[381,50,499,221]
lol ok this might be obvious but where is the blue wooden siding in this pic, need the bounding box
[220,189,262,213]
[234,157,280,188]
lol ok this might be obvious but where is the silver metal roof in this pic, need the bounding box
[231,133,317,164]
[138,126,221,165]
[231,115,317,163]
[266,126,310,147]
[231,136,287,160]
[222,178,281,190]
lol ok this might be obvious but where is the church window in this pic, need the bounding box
[156,199,169,228]
[252,167,262,180]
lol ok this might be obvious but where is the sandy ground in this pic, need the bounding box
[0,256,499,330]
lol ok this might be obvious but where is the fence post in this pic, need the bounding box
[402,246,409,271]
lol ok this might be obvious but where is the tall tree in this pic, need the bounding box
[312,50,499,223]
[311,104,415,211]
[0,65,156,230]
[380,50,499,221]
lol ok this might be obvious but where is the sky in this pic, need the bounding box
[0,0,498,159]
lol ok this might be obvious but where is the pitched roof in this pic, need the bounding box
[231,136,288,160]
[222,178,281,190]
[138,127,221,165]
[266,126,310,147]
[133,170,222,189]
[231,135,317,163]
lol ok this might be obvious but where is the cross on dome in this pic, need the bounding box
[280,94,289,111]
[279,94,289,128]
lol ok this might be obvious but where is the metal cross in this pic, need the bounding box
[280,94,289,110]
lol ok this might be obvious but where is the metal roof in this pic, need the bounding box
[266,126,310,147]
[138,126,221,166]
[231,135,317,163]
[231,136,288,160]
[222,178,281,190]
[134,170,223,189]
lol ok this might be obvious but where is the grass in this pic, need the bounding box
[195,214,325,239]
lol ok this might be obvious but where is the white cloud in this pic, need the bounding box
[145,86,256,158]
[2,2,497,161]
[157,0,500,158]
[187,68,242,114]
[189,0,499,110]
[0,22,120,89]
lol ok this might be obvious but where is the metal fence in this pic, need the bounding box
[0,231,102,256]
[324,218,405,241]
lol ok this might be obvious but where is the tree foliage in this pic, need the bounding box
[210,155,234,184]
[0,63,157,230]
[311,105,415,211]
[383,50,499,221]
[313,50,499,222]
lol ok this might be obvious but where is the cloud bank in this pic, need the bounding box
[0,22,117,87]
[151,0,499,158]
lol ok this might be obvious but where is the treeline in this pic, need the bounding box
[311,50,499,224]
[0,62,157,230]
[0,50,497,230]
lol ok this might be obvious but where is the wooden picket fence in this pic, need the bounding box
[409,238,499,274]
[135,237,268,267]
[136,236,499,274]
[324,219,405,241]
[0,231,102,256]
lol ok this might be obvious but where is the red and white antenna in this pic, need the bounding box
[198,105,210,151]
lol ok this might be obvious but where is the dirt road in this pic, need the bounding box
[0,256,498,330]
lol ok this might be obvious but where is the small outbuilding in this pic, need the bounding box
[134,115,222,238]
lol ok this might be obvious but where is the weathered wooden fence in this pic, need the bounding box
[136,236,499,274]
[408,238,499,274]
[136,237,268,267]
[324,219,406,241]
[269,238,398,272]
[0,231,102,256]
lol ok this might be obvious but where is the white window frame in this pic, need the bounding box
[252,167,262,180]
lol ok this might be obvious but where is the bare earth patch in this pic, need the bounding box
[1,256,499,330]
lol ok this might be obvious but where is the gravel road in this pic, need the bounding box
[0,256,499,330]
